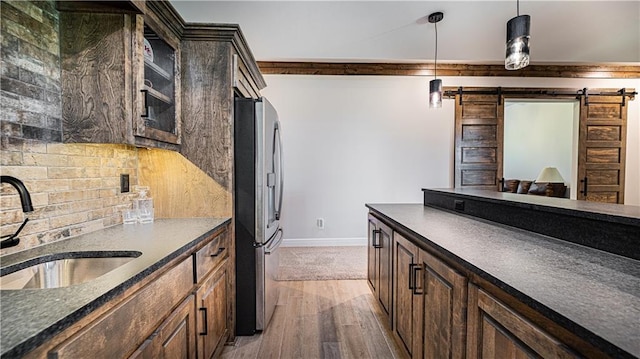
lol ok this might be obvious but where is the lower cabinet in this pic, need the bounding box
[376,213,586,358]
[466,285,578,359]
[30,226,231,359]
[129,295,197,359]
[196,261,229,359]
[47,257,194,359]
[392,232,467,359]
[414,247,468,359]
[367,214,392,319]
[392,232,420,357]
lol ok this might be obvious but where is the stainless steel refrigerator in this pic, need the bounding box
[234,97,284,335]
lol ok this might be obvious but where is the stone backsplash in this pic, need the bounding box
[1,142,139,255]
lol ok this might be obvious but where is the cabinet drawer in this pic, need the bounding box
[468,286,578,359]
[49,257,193,359]
[194,230,229,282]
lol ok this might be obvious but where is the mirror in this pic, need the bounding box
[503,100,580,199]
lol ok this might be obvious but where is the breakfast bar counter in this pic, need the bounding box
[366,200,639,358]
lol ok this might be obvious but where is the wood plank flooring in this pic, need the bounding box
[221,280,406,359]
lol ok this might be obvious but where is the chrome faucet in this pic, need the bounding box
[1,175,34,249]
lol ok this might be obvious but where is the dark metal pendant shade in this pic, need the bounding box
[505,14,531,70]
[429,79,442,108]
[428,12,443,109]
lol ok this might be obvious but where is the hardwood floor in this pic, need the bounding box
[221,280,406,359]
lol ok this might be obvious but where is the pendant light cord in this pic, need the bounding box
[517,0,520,16]
[434,21,438,79]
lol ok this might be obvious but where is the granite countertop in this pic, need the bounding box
[424,188,640,225]
[0,217,230,358]
[366,203,640,358]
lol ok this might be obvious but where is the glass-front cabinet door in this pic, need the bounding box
[135,12,181,146]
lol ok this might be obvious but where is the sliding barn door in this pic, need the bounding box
[577,95,627,203]
[454,91,504,190]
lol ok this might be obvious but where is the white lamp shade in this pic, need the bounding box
[536,167,565,183]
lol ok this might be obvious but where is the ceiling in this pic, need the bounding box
[170,1,640,65]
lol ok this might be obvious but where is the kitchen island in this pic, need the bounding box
[366,190,639,358]
[0,217,230,358]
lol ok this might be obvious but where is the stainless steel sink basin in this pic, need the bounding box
[0,251,142,290]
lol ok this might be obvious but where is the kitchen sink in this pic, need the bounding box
[0,251,142,290]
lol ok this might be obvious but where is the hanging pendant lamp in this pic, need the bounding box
[505,0,530,70]
[428,12,443,108]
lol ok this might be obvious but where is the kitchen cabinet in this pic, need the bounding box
[59,1,182,149]
[23,224,230,359]
[194,229,231,359]
[392,232,420,357]
[196,263,229,359]
[391,231,467,359]
[466,285,578,358]
[129,295,197,359]
[367,206,624,358]
[179,24,266,192]
[414,247,467,359]
[367,214,392,319]
[46,257,194,358]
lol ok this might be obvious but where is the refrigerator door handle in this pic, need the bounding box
[254,227,280,248]
[265,228,284,255]
[274,124,284,220]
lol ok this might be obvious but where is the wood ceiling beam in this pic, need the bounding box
[257,62,640,79]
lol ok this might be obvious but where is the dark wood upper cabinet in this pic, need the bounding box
[59,1,182,149]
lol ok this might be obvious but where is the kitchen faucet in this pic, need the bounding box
[1,175,34,249]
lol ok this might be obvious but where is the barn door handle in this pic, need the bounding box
[199,307,208,336]
[580,177,588,196]
[412,265,423,295]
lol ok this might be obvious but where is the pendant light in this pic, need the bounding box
[505,0,530,70]
[428,12,443,109]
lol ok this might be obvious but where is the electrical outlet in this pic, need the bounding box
[120,174,130,193]
[316,218,325,229]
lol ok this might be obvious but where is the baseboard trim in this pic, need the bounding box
[281,237,367,247]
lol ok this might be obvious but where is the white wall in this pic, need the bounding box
[261,75,640,243]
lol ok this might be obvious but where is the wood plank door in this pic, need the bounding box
[577,94,628,203]
[454,91,504,190]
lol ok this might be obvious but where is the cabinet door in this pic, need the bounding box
[393,233,420,357]
[49,258,193,358]
[378,220,393,317]
[367,214,378,293]
[467,285,578,359]
[129,295,197,359]
[416,249,468,359]
[196,261,229,359]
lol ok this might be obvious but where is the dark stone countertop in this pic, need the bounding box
[0,218,230,358]
[366,203,640,359]
[423,188,640,226]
